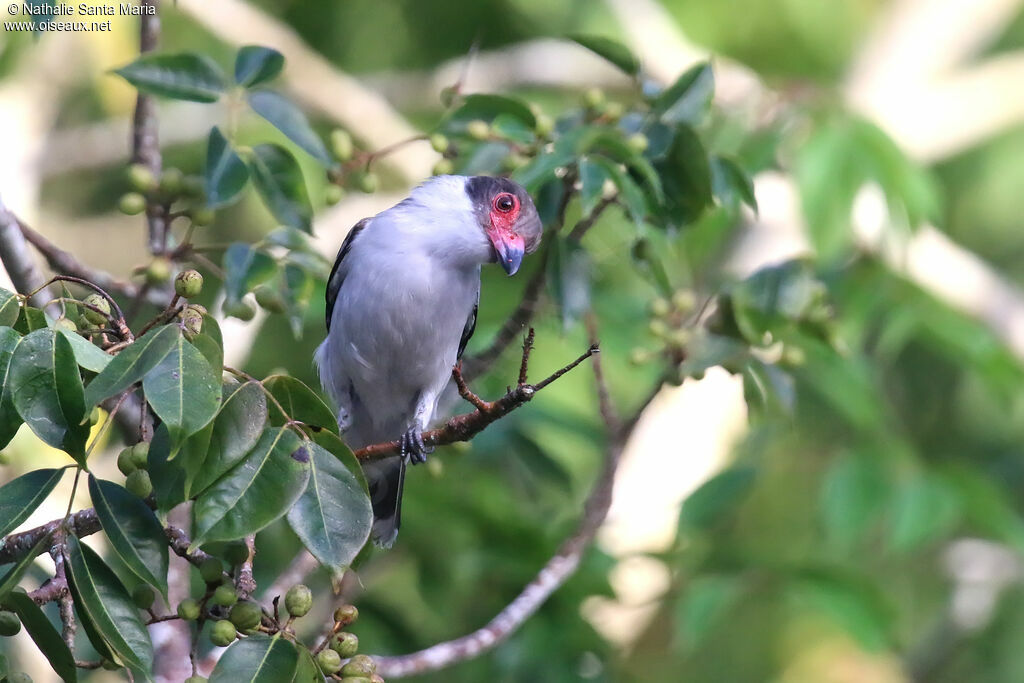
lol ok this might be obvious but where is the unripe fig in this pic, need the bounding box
[356,171,379,194]
[191,208,215,227]
[432,159,454,176]
[466,119,490,140]
[199,558,223,585]
[224,542,249,567]
[627,133,649,153]
[54,317,77,333]
[160,168,184,195]
[209,619,236,647]
[119,192,147,215]
[342,678,372,683]
[82,294,110,326]
[429,133,449,154]
[604,101,625,121]
[324,184,344,206]
[118,446,139,479]
[223,299,256,322]
[582,87,605,109]
[629,348,650,366]
[284,584,312,617]
[649,297,671,318]
[229,600,262,631]
[0,609,21,636]
[128,164,158,193]
[130,442,149,470]
[534,114,554,137]
[175,270,203,298]
[331,631,359,658]
[648,319,669,338]
[211,584,237,608]
[177,598,201,621]
[253,285,286,314]
[334,604,358,625]
[316,648,342,674]
[672,289,696,312]
[126,470,152,499]
[667,328,691,348]
[132,584,155,610]
[330,129,354,162]
[145,257,173,286]
[340,654,376,677]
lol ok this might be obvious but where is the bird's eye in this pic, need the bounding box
[494,193,516,213]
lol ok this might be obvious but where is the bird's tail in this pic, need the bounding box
[363,456,405,548]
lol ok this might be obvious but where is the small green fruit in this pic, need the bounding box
[534,114,554,137]
[223,299,256,322]
[128,164,158,193]
[54,317,77,333]
[667,329,691,348]
[199,558,223,585]
[501,153,529,172]
[125,470,152,499]
[340,654,376,677]
[324,184,344,206]
[583,87,605,109]
[117,447,138,476]
[604,101,625,121]
[648,319,669,339]
[429,133,449,154]
[432,159,454,176]
[224,542,249,567]
[182,175,205,198]
[356,171,379,194]
[672,289,696,312]
[627,133,649,153]
[177,598,201,621]
[191,208,215,227]
[629,348,650,365]
[330,129,354,162]
[331,631,359,658]
[132,585,155,610]
[175,270,204,298]
[211,584,238,608]
[334,604,359,625]
[118,192,147,215]
[466,119,490,140]
[650,298,671,318]
[209,619,236,647]
[160,168,184,195]
[130,442,149,470]
[284,584,312,617]
[316,648,342,674]
[179,307,204,339]
[82,293,111,326]
[145,257,173,286]
[253,285,286,314]
[228,600,262,631]
[0,610,21,636]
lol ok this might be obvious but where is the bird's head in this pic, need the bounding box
[464,175,542,275]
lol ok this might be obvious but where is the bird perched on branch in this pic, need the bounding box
[316,175,542,547]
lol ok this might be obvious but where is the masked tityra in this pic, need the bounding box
[315,175,542,547]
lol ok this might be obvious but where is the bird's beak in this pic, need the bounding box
[489,231,525,276]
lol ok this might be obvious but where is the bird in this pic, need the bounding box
[315,175,542,547]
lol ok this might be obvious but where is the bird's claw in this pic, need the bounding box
[401,426,432,465]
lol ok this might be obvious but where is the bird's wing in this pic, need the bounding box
[325,218,370,331]
[457,298,478,360]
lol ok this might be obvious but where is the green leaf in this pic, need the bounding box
[0,288,20,327]
[235,45,285,87]
[546,236,591,329]
[591,156,647,224]
[263,375,337,432]
[282,263,314,337]
[0,533,52,599]
[490,113,536,145]
[210,634,300,683]
[84,324,178,407]
[290,646,321,683]
[568,34,640,75]
[578,156,611,217]
[887,471,960,551]
[710,155,758,213]
[10,329,89,464]
[512,151,572,194]
[192,426,310,545]
[0,468,64,538]
[654,62,714,126]
[142,332,221,452]
[654,125,713,226]
[674,575,743,652]
[113,52,227,103]
[65,536,153,675]
[821,452,889,549]
[679,467,757,531]
[287,441,372,573]
[444,94,536,134]
[1,590,77,682]
[0,326,25,449]
[205,126,250,208]
[223,243,278,304]
[14,305,48,333]
[795,119,859,261]
[189,381,268,496]
[789,570,893,651]
[248,90,332,165]
[88,476,169,598]
[191,313,224,372]
[147,423,187,517]
[249,144,313,232]
[56,328,112,373]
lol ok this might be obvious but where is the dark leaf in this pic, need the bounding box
[546,236,591,329]
[141,332,221,452]
[444,94,536,134]
[113,52,227,103]
[0,468,64,538]
[567,34,640,75]
[710,155,758,213]
[249,144,314,232]
[83,324,178,407]
[654,125,713,226]
[205,126,250,208]
[0,288,20,327]
[189,381,268,496]
[191,313,224,372]
[578,156,611,217]
[223,243,278,304]
[679,467,757,531]
[235,45,285,87]
[0,534,51,599]
[1,590,77,682]
[210,634,299,683]
[591,156,647,224]
[248,90,332,165]
[56,328,111,373]
[654,62,714,126]
[0,326,24,449]
[263,375,337,432]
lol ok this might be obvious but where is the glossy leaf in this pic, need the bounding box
[2,590,77,682]
[235,45,285,87]
[287,440,372,573]
[0,288,20,327]
[205,126,250,208]
[56,328,111,373]
[654,62,714,125]
[223,243,278,304]
[114,52,227,103]
[142,332,221,451]
[88,476,169,597]
[248,90,332,165]
[654,125,714,226]
[147,423,187,517]
[547,236,591,329]
[0,326,24,449]
[887,471,960,551]
[192,426,310,545]
[65,536,153,675]
[0,533,52,599]
[14,305,47,333]
[9,329,88,463]
[191,313,224,371]
[249,143,313,232]
[568,34,640,75]
[282,263,314,337]
[290,646,322,683]
[710,155,758,213]
[210,634,299,683]
[83,324,178,407]
[578,156,611,217]
[189,381,268,496]
[263,374,337,432]
[0,468,64,538]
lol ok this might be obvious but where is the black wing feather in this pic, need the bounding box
[458,303,478,360]
[324,218,369,331]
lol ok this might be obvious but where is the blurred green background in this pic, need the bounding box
[4,0,1024,681]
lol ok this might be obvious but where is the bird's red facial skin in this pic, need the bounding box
[487,192,525,275]
[488,192,520,235]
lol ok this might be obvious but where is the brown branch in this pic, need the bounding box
[0,508,99,565]
[373,322,629,678]
[0,197,55,310]
[132,0,168,257]
[235,535,257,600]
[164,525,214,568]
[517,328,535,386]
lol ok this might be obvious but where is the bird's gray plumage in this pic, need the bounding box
[315,175,541,547]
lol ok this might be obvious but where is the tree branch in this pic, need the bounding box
[0,196,54,309]
[132,0,168,257]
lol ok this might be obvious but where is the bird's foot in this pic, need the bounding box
[400,426,433,465]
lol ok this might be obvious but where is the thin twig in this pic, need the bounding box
[517,328,535,386]
[235,535,257,600]
[452,363,489,412]
[132,0,167,256]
